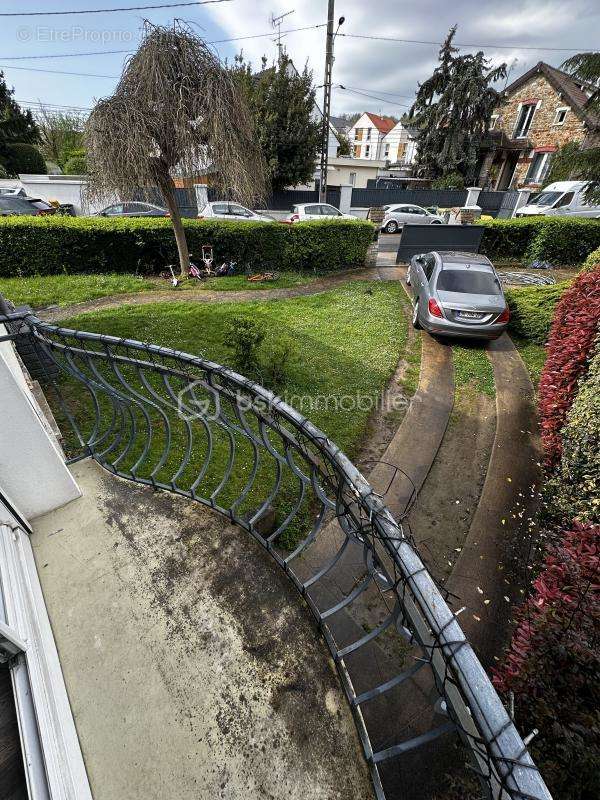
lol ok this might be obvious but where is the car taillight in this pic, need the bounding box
[428,298,443,318]
[497,306,510,323]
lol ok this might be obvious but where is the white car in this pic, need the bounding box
[286,203,356,222]
[515,180,600,217]
[380,204,445,233]
[198,201,273,222]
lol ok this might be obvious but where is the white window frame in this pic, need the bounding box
[0,501,93,800]
[526,151,553,184]
[490,114,499,130]
[513,101,539,138]
[366,127,371,141]
[384,143,390,158]
[553,106,569,125]
[349,172,357,187]
[365,144,371,157]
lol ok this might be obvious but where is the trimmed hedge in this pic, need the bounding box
[538,266,600,467]
[546,338,600,524]
[0,216,375,277]
[505,281,570,345]
[493,520,600,800]
[480,217,600,265]
[582,245,600,271]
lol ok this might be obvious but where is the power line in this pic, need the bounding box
[0,23,327,62]
[0,64,118,78]
[339,32,595,53]
[337,85,410,109]
[0,0,232,17]
[341,84,414,100]
[17,99,93,111]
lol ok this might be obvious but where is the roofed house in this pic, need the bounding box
[349,112,396,160]
[478,61,600,190]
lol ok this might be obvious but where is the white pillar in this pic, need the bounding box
[194,184,208,213]
[465,186,482,207]
[0,326,80,519]
[511,188,532,217]
[339,184,352,214]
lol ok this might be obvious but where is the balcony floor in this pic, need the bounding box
[31,459,371,800]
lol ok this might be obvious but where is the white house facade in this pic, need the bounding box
[349,112,396,160]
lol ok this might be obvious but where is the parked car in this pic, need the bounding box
[286,203,356,222]
[380,204,445,233]
[0,195,56,216]
[515,180,599,217]
[407,251,510,340]
[0,187,26,197]
[95,202,169,217]
[198,201,273,222]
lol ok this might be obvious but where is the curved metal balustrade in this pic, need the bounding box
[1,310,552,800]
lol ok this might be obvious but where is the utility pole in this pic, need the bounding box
[318,0,336,202]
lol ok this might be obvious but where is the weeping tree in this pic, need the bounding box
[560,52,600,204]
[406,26,506,184]
[85,21,267,277]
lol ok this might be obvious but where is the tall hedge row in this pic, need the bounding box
[479,217,600,265]
[0,216,375,278]
[538,266,600,467]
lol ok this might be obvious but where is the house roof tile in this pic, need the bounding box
[365,112,396,134]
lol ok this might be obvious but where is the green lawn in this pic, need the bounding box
[0,271,317,309]
[60,280,407,462]
[452,341,495,397]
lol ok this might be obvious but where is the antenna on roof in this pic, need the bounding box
[271,9,295,62]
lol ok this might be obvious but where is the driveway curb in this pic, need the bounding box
[445,333,542,666]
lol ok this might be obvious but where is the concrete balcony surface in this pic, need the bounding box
[31,459,372,800]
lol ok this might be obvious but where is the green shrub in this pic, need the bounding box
[431,172,464,189]
[2,143,47,175]
[63,149,87,175]
[582,245,600,271]
[0,216,374,277]
[223,315,265,376]
[545,338,600,525]
[505,281,571,345]
[480,217,600,265]
[479,217,544,260]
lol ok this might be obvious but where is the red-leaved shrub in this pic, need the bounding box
[493,521,600,799]
[538,266,600,467]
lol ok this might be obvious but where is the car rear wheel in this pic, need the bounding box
[412,299,421,329]
[384,220,399,234]
[431,220,442,224]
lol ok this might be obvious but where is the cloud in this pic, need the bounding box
[204,0,599,115]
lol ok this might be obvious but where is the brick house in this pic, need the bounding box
[477,61,600,190]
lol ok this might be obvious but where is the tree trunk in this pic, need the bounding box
[157,171,191,278]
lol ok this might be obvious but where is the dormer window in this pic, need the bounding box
[554,107,569,125]
[514,102,537,138]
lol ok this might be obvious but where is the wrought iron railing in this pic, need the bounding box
[1,309,552,800]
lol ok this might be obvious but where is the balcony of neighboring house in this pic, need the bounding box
[0,302,553,800]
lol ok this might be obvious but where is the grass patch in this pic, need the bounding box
[60,280,406,462]
[512,336,547,389]
[452,342,495,397]
[0,273,156,308]
[0,271,318,309]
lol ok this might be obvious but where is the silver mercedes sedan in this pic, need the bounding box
[407,251,510,340]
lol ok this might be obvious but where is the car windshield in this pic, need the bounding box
[528,191,563,206]
[437,268,502,295]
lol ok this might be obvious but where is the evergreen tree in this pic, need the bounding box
[406,27,506,184]
[560,52,600,203]
[231,55,322,190]
[0,71,39,148]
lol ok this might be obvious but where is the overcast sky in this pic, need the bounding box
[0,0,598,118]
